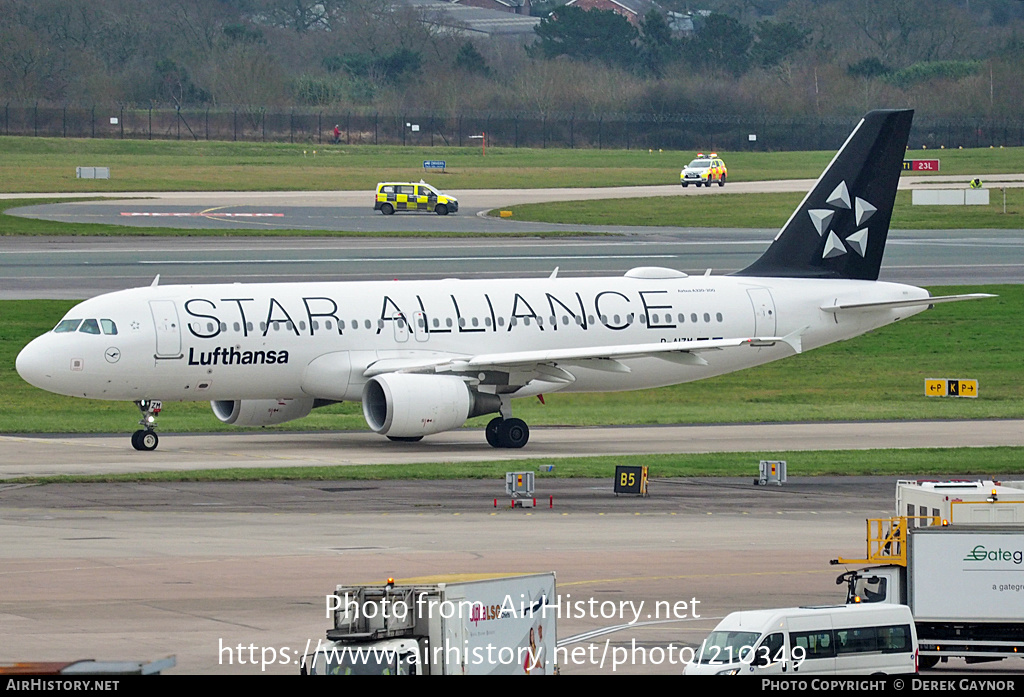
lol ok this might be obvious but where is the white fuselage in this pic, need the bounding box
[16,272,930,403]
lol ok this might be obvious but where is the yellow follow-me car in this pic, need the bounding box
[374,181,459,216]
[680,153,727,188]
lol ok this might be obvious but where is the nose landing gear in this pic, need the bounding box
[132,399,162,451]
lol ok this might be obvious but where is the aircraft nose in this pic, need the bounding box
[16,336,56,391]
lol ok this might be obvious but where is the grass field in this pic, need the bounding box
[16,447,1024,484]
[504,189,1024,229]
[1,136,1022,193]
[2,285,1020,435]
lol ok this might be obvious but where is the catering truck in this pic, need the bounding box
[302,573,556,675]
[832,480,1024,669]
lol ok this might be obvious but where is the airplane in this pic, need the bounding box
[16,109,992,451]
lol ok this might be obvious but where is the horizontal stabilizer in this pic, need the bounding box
[820,293,996,313]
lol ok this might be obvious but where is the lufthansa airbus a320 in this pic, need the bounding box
[16,110,991,451]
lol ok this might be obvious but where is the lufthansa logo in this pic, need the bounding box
[105,347,121,363]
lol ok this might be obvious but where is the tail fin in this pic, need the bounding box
[736,109,913,281]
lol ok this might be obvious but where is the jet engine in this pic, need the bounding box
[211,398,315,426]
[362,374,501,438]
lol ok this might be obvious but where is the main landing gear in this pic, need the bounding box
[485,417,530,449]
[132,399,162,451]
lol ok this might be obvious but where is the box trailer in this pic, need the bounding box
[302,573,556,675]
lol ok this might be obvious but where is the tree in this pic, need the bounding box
[751,20,810,69]
[531,6,638,70]
[638,10,678,77]
[687,12,753,76]
[455,41,492,78]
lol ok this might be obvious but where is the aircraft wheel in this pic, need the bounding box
[132,429,158,451]
[499,418,529,449]
[381,203,394,216]
[435,204,448,216]
[485,417,503,448]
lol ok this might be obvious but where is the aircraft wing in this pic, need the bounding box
[363,334,800,381]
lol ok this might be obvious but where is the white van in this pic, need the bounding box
[684,604,917,675]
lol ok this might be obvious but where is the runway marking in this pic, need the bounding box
[121,212,284,217]
[138,254,681,265]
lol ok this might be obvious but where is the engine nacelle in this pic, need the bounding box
[362,374,501,438]
[211,398,314,427]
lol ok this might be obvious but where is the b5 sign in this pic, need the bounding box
[903,159,940,171]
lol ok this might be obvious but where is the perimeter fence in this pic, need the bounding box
[4,104,1023,150]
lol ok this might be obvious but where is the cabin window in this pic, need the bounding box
[716,312,723,322]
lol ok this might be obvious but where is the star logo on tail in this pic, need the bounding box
[807,180,877,260]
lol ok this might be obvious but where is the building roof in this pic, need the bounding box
[565,0,658,18]
[404,0,541,36]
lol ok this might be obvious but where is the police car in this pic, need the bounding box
[680,154,727,188]
[374,181,459,216]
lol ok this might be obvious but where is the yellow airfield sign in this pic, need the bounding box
[925,378,978,398]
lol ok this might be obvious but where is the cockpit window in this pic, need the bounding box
[100,319,118,335]
[54,319,82,333]
[79,319,101,334]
